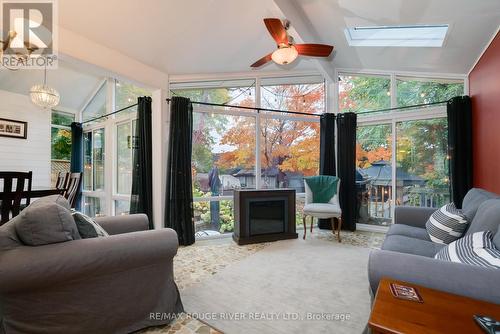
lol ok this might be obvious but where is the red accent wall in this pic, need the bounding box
[469,31,500,193]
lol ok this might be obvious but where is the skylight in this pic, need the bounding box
[344,25,448,47]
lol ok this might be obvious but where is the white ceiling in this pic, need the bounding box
[0,62,103,111]
[55,0,500,76]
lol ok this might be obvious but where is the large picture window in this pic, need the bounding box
[172,76,323,236]
[340,72,463,227]
[82,79,151,217]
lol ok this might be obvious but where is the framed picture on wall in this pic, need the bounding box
[0,118,27,139]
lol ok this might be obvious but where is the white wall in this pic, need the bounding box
[0,89,51,188]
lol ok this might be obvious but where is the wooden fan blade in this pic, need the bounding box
[251,53,273,68]
[295,44,333,57]
[264,18,288,45]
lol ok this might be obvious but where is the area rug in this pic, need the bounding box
[180,237,372,334]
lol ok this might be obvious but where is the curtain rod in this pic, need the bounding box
[356,100,449,115]
[165,98,322,117]
[81,103,138,124]
[166,98,451,117]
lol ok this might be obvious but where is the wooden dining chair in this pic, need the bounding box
[0,171,33,225]
[55,172,69,190]
[63,172,82,209]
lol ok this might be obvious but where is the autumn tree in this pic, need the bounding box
[217,84,323,178]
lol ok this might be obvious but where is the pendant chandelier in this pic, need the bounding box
[30,60,60,109]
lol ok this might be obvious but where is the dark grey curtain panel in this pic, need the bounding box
[70,122,83,210]
[165,96,195,246]
[447,96,473,209]
[336,112,357,231]
[318,113,337,229]
[130,97,154,229]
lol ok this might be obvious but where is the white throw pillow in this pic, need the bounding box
[425,203,469,244]
[435,231,500,269]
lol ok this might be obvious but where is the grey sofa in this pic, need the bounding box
[368,188,500,304]
[0,196,183,334]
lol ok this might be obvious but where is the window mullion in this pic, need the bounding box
[255,77,261,190]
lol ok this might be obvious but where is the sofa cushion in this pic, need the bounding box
[387,224,430,241]
[381,234,445,258]
[466,199,500,236]
[15,198,80,246]
[72,211,109,238]
[0,217,22,250]
[425,203,469,244]
[435,231,500,269]
[494,230,500,250]
[462,188,499,221]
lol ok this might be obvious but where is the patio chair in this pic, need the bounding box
[302,175,342,242]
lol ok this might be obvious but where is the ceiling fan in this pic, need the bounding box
[251,18,334,68]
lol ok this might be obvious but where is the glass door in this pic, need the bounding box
[356,124,393,226]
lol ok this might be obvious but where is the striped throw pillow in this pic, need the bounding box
[425,203,469,244]
[435,231,500,269]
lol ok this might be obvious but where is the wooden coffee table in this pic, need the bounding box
[369,277,500,334]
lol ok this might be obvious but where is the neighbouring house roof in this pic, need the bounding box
[360,160,425,186]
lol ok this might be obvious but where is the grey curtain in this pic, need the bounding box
[70,122,83,211]
[447,96,473,208]
[318,113,336,229]
[336,112,357,231]
[130,97,154,229]
[165,96,195,246]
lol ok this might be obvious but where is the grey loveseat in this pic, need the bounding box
[368,188,500,304]
[0,196,183,334]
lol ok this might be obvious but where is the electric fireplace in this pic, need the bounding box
[233,189,297,245]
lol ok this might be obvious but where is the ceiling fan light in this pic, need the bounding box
[271,45,298,65]
[30,84,60,109]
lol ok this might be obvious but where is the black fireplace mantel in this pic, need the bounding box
[233,189,298,245]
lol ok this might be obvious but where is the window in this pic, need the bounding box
[83,128,105,191]
[83,196,105,217]
[396,118,449,208]
[82,82,107,123]
[396,77,464,107]
[357,124,393,225]
[172,79,255,108]
[82,78,147,217]
[116,120,136,195]
[172,76,324,237]
[344,25,448,47]
[50,110,75,186]
[115,80,152,116]
[339,74,391,113]
[115,199,131,216]
[340,72,462,227]
[260,76,323,191]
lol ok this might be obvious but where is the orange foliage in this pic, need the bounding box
[217,85,322,176]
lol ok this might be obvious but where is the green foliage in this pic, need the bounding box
[173,88,232,173]
[340,76,390,112]
[342,75,461,202]
[51,127,72,160]
[115,81,152,112]
[397,80,464,107]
